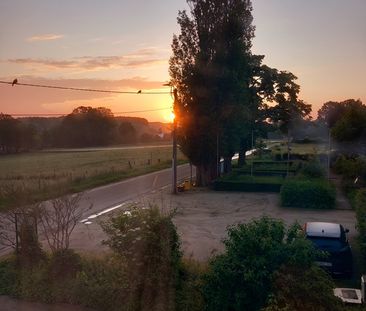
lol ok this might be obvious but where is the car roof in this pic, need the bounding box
[305,222,341,238]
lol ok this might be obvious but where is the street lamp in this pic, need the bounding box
[172,89,178,194]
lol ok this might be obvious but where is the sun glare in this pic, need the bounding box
[164,111,175,123]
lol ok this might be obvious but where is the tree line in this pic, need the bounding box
[0,106,170,153]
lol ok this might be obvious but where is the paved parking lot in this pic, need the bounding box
[148,190,357,261]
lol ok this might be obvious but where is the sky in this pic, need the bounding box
[0,0,365,122]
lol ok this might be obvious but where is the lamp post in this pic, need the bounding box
[172,89,178,194]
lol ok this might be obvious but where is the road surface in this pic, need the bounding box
[68,163,194,252]
[0,164,194,255]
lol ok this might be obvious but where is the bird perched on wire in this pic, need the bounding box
[137,90,142,94]
[12,78,18,86]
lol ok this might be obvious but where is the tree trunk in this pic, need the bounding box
[195,162,217,187]
[223,156,232,174]
[238,150,246,167]
[238,137,250,167]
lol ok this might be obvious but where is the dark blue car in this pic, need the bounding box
[304,222,353,278]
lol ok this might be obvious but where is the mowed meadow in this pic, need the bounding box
[0,145,186,210]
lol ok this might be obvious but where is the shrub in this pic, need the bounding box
[176,259,206,311]
[355,189,366,272]
[72,257,130,310]
[16,264,54,303]
[299,161,325,179]
[289,153,313,161]
[18,215,46,268]
[213,175,283,192]
[0,257,18,295]
[0,204,183,311]
[281,179,336,209]
[334,155,366,180]
[202,217,318,311]
[48,249,82,281]
[263,266,343,311]
[101,205,181,310]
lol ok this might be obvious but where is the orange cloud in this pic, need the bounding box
[7,48,168,71]
[26,34,64,42]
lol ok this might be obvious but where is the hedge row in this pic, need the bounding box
[213,175,283,192]
[280,179,336,209]
[355,189,366,272]
[234,161,301,176]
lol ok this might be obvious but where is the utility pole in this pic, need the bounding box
[172,89,178,194]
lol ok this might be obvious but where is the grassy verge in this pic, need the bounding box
[0,146,186,210]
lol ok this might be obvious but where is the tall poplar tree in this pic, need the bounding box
[170,0,311,186]
[169,0,257,185]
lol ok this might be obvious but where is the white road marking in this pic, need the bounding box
[80,202,130,224]
[152,175,158,187]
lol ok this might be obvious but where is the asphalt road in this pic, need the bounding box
[78,163,194,219]
[67,163,195,252]
[0,164,194,256]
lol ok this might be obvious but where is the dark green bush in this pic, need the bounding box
[176,259,205,311]
[263,266,344,311]
[355,189,366,272]
[214,175,283,192]
[16,264,54,303]
[202,217,318,311]
[48,249,82,280]
[0,205,183,311]
[281,179,336,209]
[289,153,313,161]
[334,155,366,180]
[0,257,18,295]
[72,257,130,310]
[101,205,181,310]
[299,161,325,179]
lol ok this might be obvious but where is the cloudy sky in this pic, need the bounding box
[0,0,365,122]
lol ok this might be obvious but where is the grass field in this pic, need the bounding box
[0,146,186,210]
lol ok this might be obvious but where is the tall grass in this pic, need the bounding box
[0,146,186,210]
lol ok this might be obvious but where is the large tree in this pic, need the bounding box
[55,106,116,147]
[317,99,366,142]
[0,114,21,153]
[169,0,258,185]
[0,114,39,153]
[266,71,312,137]
[170,0,311,185]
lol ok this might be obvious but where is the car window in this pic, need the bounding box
[308,237,346,253]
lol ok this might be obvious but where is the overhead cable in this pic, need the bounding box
[0,80,171,95]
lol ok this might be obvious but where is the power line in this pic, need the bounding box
[6,107,172,117]
[0,80,171,95]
